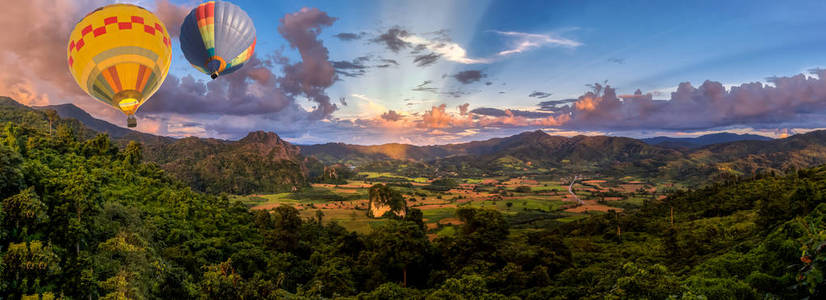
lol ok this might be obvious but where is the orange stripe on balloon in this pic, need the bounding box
[135,65,148,91]
[107,66,123,92]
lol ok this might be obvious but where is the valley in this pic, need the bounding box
[235,172,672,239]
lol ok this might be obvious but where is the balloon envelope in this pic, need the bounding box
[67,4,172,127]
[180,1,256,79]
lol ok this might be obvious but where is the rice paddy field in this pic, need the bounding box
[234,172,671,238]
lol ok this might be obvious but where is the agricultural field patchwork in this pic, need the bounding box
[235,172,671,237]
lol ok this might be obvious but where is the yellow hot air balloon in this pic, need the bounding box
[67,4,172,127]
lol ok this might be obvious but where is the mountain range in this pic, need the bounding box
[641,132,772,149]
[3,96,824,190]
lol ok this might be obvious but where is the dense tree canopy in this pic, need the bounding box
[3,109,826,298]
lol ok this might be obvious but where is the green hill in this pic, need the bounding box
[4,116,826,298]
[0,97,307,194]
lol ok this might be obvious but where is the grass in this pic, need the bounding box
[303,208,380,234]
[421,207,456,223]
[436,225,457,237]
[556,214,589,223]
[234,193,297,206]
[532,181,566,191]
[460,197,566,213]
[359,172,413,180]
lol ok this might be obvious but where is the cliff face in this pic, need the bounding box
[367,184,407,218]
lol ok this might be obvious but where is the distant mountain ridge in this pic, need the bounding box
[642,132,772,149]
[35,103,175,145]
[7,97,826,186]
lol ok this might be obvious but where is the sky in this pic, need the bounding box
[3,0,826,144]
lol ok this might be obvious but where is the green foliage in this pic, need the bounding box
[368,184,407,218]
[5,101,826,298]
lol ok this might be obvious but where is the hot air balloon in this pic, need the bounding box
[67,4,172,127]
[180,1,256,79]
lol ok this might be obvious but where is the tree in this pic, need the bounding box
[2,187,48,240]
[363,220,430,289]
[0,138,23,199]
[199,259,244,299]
[610,262,682,299]
[2,241,60,297]
[121,141,143,166]
[44,110,58,137]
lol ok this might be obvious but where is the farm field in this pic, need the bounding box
[235,172,670,238]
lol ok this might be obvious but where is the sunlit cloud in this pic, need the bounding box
[399,34,490,64]
[493,30,582,56]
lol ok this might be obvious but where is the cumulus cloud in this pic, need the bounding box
[555,70,826,131]
[291,69,826,144]
[154,0,189,38]
[420,104,472,128]
[142,55,297,115]
[277,7,339,119]
[380,110,403,121]
[0,0,106,107]
[458,103,470,115]
[453,70,486,84]
[145,7,341,124]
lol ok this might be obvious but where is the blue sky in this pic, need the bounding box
[4,0,826,144]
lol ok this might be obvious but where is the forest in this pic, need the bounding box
[2,117,826,299]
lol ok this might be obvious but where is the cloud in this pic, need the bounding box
[453,70,486,84]
[442,90,468,98]
[412,80,438,93]
[554,69,826,131]
[375,58,399,68]
[333,32,364,41]
[458,103,470,115]
[608,57,625,64]
[142,55,295,115]
[413,53,441,67]
[492,30,582,56]
[371,27,489,65]
[277,7,339,119]
[332,58,369,77]
[400,32,489,64]
[154,0,189,38]
[0,0,105,108]
[420,104,473,128]
[470,107,555,118]
[380,110,403,121]
[538,99,577,111]
[371,27,411,52]
[529,91,553,99]
[144,7,341,122]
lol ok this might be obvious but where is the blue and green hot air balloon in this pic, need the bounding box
[180,1,256,79]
